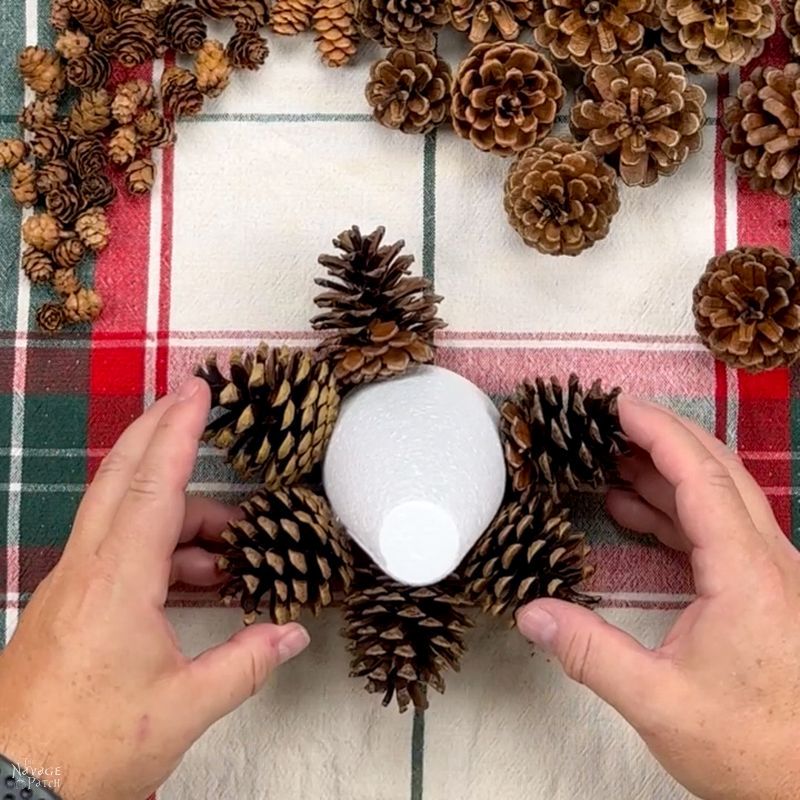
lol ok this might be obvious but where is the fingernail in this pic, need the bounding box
[516,607,558,651]
[176,376,202,401]
[276,623,310,665]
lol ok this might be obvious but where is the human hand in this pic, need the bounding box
[516,395,800,800]
[0,378,310,800]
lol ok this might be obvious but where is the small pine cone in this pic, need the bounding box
[227,31,269,69]
[69,89,112,136]
[69,137,107,179]
[162,2,208,53]
[197,346,341,487]
[570,51,707,188]
[18,96,59,131]
[55,30,91,60]
[18,47,65,95]
[125,158,156,194]
[218,486,354,626]
[451,0,534,43]
[111,79,155,124]
[660,0,774,73]
[195,40,233,97]
[75,207,110,251]
[141,0,177,11]
[36,160,72,194]
[53,236,86,270]
[22,213,63,253]
[344,566,471,712]
[65,51,111,90]
[500,374,627,500]
[80,173,117,208]
[30,124,69,161]
[195,0,240,17]
[366,48,452,134]
[46,184,82,224]
[357,0,449,51]
[50,0,72,30]
[22,248,55,284]
[314,0,358,67]
[693,247,800,373]
[463,491,593,616]
[108,6,161,67]
[161,66,205,118]
[37,302,67,333]
[0,139,27,170]
[134,109,176,149]
[108,126,138,166]
[782,0,800,56]
[64,287,103,323]
[451,43,564,156]
[11,163,37,207]
[271,0,315,33]
[67,0,112,33]
[53,268,82,297]
[504,137,620,256]
[234,0,270,30]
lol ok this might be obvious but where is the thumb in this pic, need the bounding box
[184,622,310,731]
[516,599,668,725]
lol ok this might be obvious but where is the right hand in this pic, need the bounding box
[516,395,800,800]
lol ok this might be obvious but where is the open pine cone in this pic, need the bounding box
[504,137,620,256]
[660,0,775,72]
[500,374,627,501]
[450,0,534,43]
[219,486,354,625]
[463,490,593,615]
[344,565,471,712]
[693,247,800,373]
[312,225,445,387]
[782,0,800,56]
[196,345,341,488]
[314,0,359,66]
[570,50,706,187]
[357,0,450,50]
[451,42,564,156]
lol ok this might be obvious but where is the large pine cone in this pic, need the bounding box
[366,48,452,134]
[693,247,800,373]
[450,0,534,42]
[500,374,626,500]
[344,565,471,712]
[660,0,774,72]
[782,0,800,56]
[722,64,800,197]
[504,137,620,256]
[357,0,450,50]
[451,42,563,156]
[312,225,445,387]
[463,491,593,615]
[570,50,706,187]
[196,345,340,488]
[313,0,359,67]
[219,487,354,625]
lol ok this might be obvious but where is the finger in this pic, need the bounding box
[180,496,243,545]
[170,547,224,586]
[618,453,678,522]
[182,622,310,734]
[606,489,690,552]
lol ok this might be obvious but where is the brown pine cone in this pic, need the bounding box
[195,40,233,97]
[22,214,63,252]
[660,0,774,72]
[68,137,107,179]
[108,126,138,166]
[227,31,269,69]
[451,0,534,43]
[126,158,156,194]
[570,51,706,187]
[18,97,59,131]
[50,0,72,31]
[451,42,563,156]
[46,184,82,224]
[722,64,800,197]
[53,268,82,297]
[75,208,110,251]
[111,79,155,124]
[314,0,359,67]
[142,0,177,11]
[53,236,86,270]
[80,173,116,208]
[135,110,176,149]
[18,47,65,95]
[162,2,207,53]
[30,124,69,161]
[22,248,55,284]
[65,51,111,89]
[233,0,270,30]
[357,0,450,50]
[195,0,240,17]
[108,6,161,67]
[0,139,27,170]
[504,137,620,256]
[693,247,800,373]
[67,0,112,33]
[37,302,68,333]
[271,0,315,32]
[36,160,72,194]
[11,163,37,206]
[366,48,452,134]
[782,0,800,56]
[64,287,103,323]
[55,30,91,60]
[161,66,205,118]
[69,89,112,136]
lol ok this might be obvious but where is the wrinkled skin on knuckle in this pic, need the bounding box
[561,630,594,686]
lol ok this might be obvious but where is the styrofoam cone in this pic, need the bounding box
[322,365,507,585]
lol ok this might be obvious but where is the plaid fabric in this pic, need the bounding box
[1,1,799,797]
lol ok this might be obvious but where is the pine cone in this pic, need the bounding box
[782,0,800,56]
[126,158,156,194]
[37,302,67,333]
[451,42,563,156]
[64,287,103,323]
[0,139,28,170]
[75,207,110,251]
[313,0,358,67]
[195,0,240,17]
[504,137,619,256]
[18,47,65,95]
[450,0,534,42]
[53,236,86,270]
[366,48,451,134]
[500,374,626,500]
[69,137,107,179]
[194,40,232,97]
[135,110,176,149]
[218,487,354,626]
[50,0,72,31]
[53,268,82,297]
[55,30,91,60]
[22,214,63,253]
[693,247,800,373]
[11,163,37,207]
[111,79,155,124]
[196,345,341,488]
[80,173,116,208]
[109,126,138,165]
[233,0,270,30]
[227,31,269,69]
[344,565,471,713]
[142,0,177,11]
[69,89,112,136]
[271,0,315,33]
[67,0,112,33]
[46,184,82,224]
[36,160,72,194]
[312,225,445,386]
[357,0,450,50]
[30,124,69,161]
[161,66,205,118]
[65,51,111,89]
[108,6,161,67]
[162,2,208,53]
[22,248,55,284]
[570,51,706,188]
[660,0,774,72]
[19,97,58,132]
[722,64,800,197]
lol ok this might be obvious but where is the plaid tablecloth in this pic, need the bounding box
[2,2,799,798]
